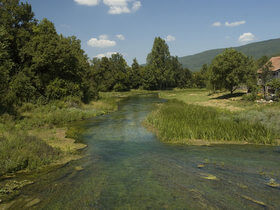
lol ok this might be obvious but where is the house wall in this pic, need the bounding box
[272,69,280,79]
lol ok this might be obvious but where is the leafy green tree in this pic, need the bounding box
[0,0,36,71]
[244,57,258,93]
[141,66,158,90]
[144,37,191,90]
[91,57,113,92]
[267,79,280,98]
[192,72,205,88]
[129,58,142,89]
[192,64,208,88]
[0,27,14,112]
[177,68,193,88]
[146,37,171,89]
[259,61,273,96]
[90,53,129,92]
[256,56,269,68]
[110,53,130,92]
[208,49,252,94]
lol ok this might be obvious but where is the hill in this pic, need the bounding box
[178,38,280,72]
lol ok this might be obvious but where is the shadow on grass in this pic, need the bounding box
[212,92,246,100]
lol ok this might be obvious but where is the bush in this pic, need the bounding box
[242,93,257,101]
[46,79,83,101]
[113,83,129,92]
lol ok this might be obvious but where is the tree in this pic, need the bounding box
[0,0,98,108]
[129,58,142,89]
[256,56,269,68]
[259,61,273,96]
[144,37,190,90]
[208,49,252,94]
[267,79,280,98]
[146,37,171,89]
[110,53,130,92]
[192,64,208,88]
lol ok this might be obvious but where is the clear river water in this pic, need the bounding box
[6,94,280,209]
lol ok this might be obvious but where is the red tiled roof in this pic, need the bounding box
[269,56,280,71]
[258,56,280,73]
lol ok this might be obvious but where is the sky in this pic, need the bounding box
[25,0,280,65]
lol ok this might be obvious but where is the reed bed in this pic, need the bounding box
[146,100,276,145]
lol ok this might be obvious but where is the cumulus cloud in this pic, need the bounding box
[166,35,176,42]
[95,52,117,58]
[212,22,222,27]
[87,35,116,48]
[225,20,246,27]
[116,34,125,40]
[238,32,256,43]
[74,0,141,14]
[74,0,100,6]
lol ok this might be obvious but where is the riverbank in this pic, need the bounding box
[145,89,280,145]
[0,91,148,177]
[0,90,154,204]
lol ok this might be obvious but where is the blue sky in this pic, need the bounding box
[26,0,280,64]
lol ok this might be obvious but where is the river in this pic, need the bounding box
[6,94,280,209]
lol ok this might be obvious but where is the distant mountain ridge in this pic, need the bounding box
[178,38,280,72]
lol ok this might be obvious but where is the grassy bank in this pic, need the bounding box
[0,93,124,177]
[145,100,277,145]
[0,90,153,177]
[146,89,280,145]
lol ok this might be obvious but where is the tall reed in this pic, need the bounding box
[146,100,276,145]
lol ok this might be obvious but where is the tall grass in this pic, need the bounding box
[0,95,124,176]
[0,129,60,176]
[146,100,276,145]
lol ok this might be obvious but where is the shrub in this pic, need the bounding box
[242,93,257,101]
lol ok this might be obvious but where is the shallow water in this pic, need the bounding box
[7,94,280,209]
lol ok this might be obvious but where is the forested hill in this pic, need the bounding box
[178,38,280,71]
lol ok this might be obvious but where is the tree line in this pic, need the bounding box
[0,0,193,115]
[1,0,278,115]
[0,0,99,114]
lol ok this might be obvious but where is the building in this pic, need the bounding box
[258,56,280,93]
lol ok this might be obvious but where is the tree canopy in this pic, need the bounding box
[208,49,254,94]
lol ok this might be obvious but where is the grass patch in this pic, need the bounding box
[0,129,60,176]
[145,100,277,145]
[159,89,255,111]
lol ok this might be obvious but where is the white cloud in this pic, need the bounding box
[132,1,141,12]
[99,34,109,40]
[166,35,176,42]
[87,35,116,48]
[238,32,256,43]
[212,22,222,27]
[103,0,141,14]
[116,34,125,40]
[95,52,117,58]
[74,0,100,6]
[225,20,246,27]
[74,0,141,14]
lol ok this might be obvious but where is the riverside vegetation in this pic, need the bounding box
[1,0,280,182]
[145,89,280,145]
